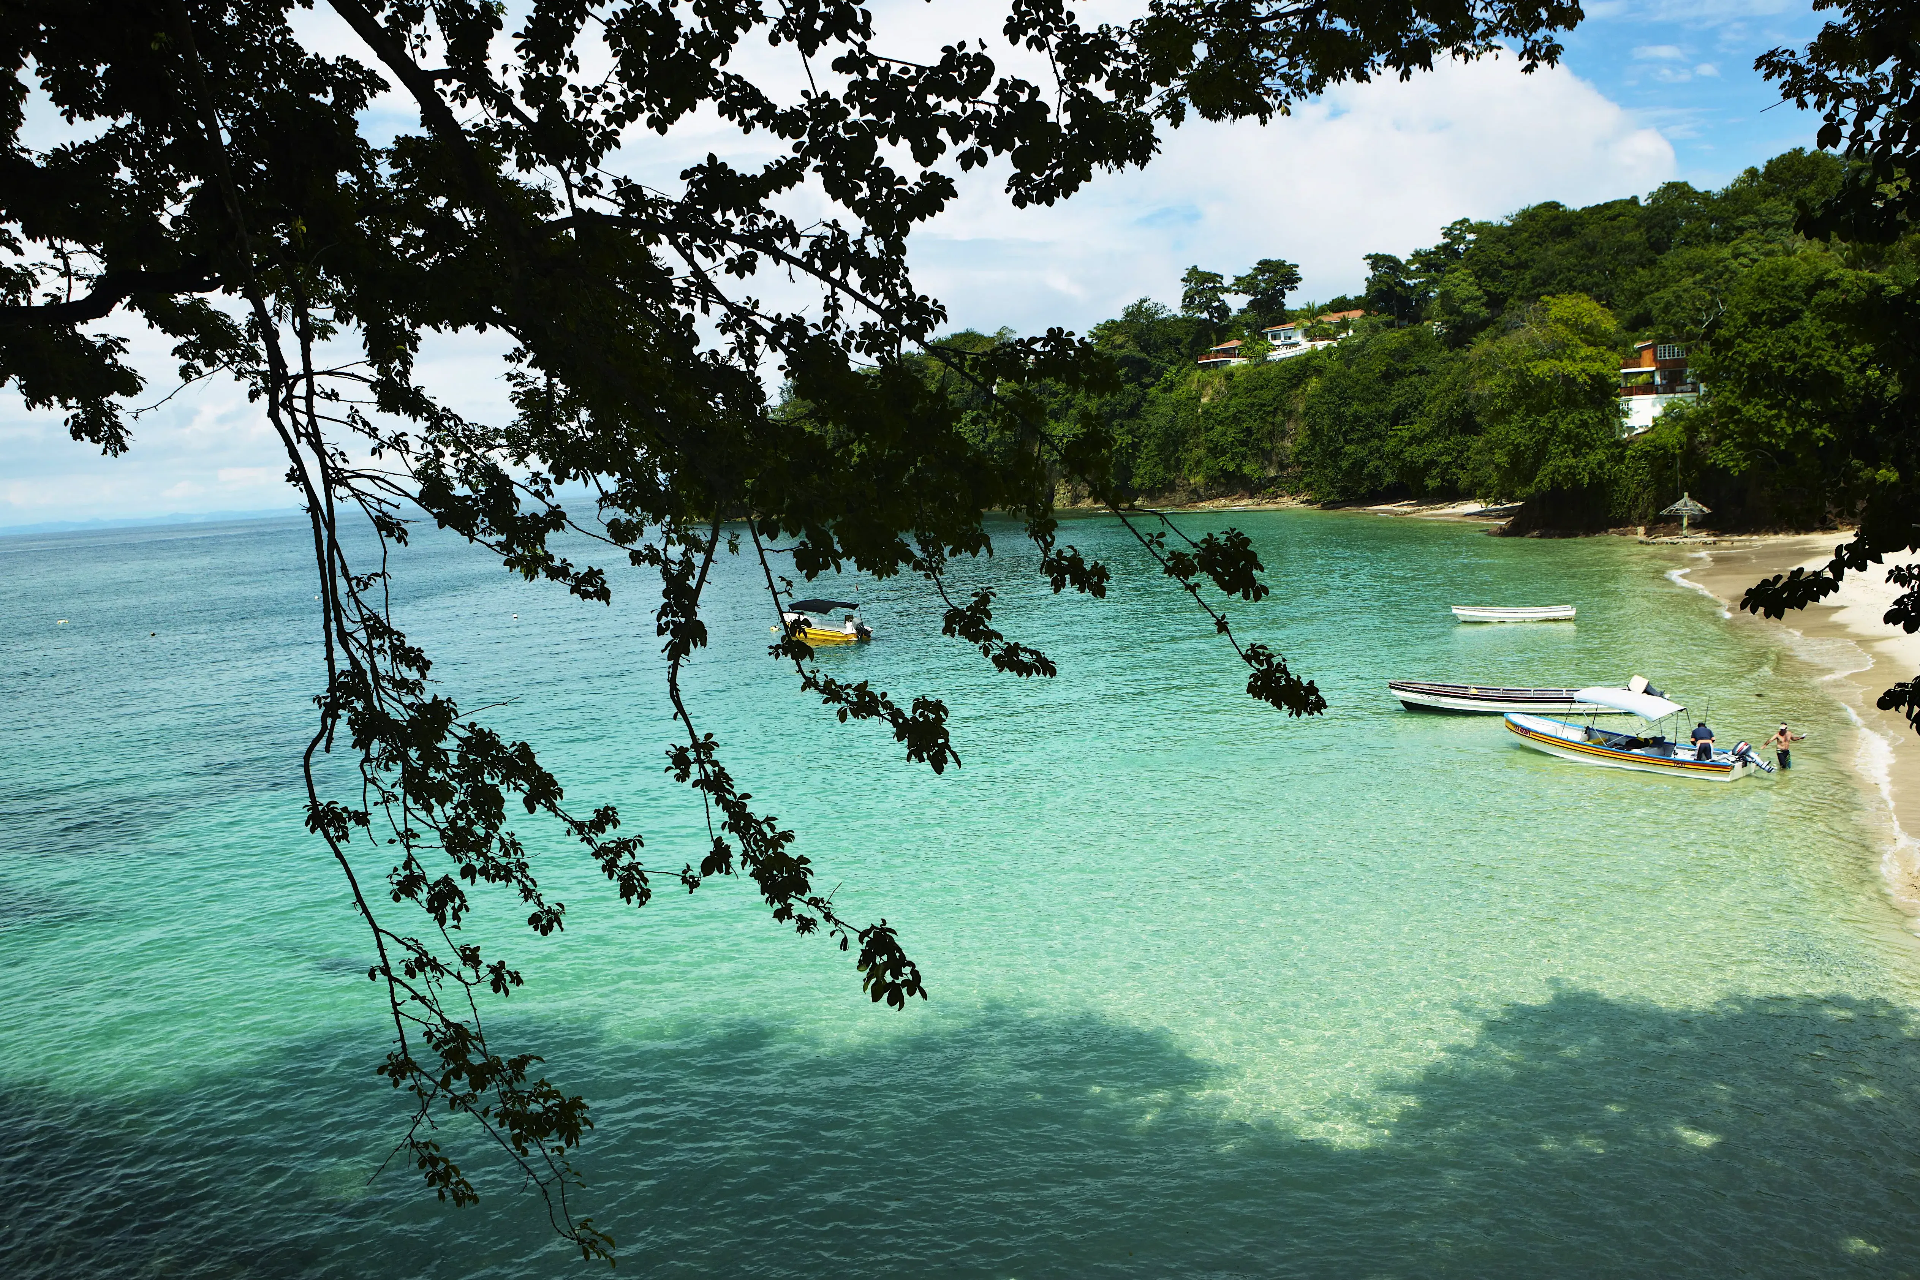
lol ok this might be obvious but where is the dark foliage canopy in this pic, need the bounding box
[1745,0,1920,739]
[1,0,1589,1259]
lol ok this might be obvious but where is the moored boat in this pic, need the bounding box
[779,597,872,645]
[1388,680,1636,715]
[1451,604,1576,623]
[1503,686,1770,781]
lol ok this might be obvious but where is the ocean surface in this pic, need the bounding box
[3,508,1918,1277]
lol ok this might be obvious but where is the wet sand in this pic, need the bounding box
[1673,534,1920,908]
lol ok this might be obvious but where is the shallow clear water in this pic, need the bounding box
[3,509,1918,1277]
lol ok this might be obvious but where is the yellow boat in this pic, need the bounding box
[777,597,872,645]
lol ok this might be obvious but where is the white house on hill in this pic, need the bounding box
[1618,340,1700,434]
[1260,323,1308,359]
[1195,313,1367,369]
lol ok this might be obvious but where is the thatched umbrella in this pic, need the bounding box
[1661,492,1711,534]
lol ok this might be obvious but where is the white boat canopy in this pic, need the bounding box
[1572,686,1686,721]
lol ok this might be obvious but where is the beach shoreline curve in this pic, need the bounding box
[1672,535,1920,914]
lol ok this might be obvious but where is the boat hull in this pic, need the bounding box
[799,626,865,645]
[1389,681,1629,715]
[1452,605,1576,623]
[1504,713,1757,781]
[772,623,871,645]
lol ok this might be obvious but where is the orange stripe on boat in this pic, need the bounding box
[1505,720,1729,771]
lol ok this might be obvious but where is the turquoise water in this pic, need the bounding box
[4,509,1919,1276]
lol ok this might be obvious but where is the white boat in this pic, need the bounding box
[1504,686,1770,782]
[1452,604,1575,622]
[1388,680,1637,715]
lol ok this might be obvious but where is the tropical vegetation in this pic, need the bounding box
[934,144,1917,533]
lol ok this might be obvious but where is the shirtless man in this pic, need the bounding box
[1768,724,1806,771]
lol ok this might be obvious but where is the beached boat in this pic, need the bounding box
[779,597,872,645]
[1452,604,1576,623]
[1504,686,1770,781]
[1388,680,1637,715]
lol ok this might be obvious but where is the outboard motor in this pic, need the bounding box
[1731,741,1775,773]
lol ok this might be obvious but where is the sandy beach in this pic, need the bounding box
[1673,534,1920,909]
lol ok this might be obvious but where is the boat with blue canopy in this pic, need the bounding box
[1504,683,1771,782]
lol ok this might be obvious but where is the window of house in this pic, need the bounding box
[1656,343,1685,361]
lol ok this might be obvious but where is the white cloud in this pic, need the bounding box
[1695,63,1721,77]
[912,51,1674,333]
[1634,44,1688,60]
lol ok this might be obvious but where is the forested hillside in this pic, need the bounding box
[916,148,1916,533]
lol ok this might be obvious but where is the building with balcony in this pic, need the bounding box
[1200,313,1368,369]
[1197,339,1251,367]
[1259,322,1310,360]
[1258,320,1350,361]
[1619,340,1700,434]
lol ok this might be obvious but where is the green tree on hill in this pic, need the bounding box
[1231,258,1305,327]
[1430,268,1494,343]
[1469,294,1626,517]
[1695,253,1898,526]
[1362,253,1426,325]
[1091,299,1216,372]
[1181,266,1233,326]
[1294,325,1467,499]
[1116,355,1321,496]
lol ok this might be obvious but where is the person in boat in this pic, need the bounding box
[1768,724,1805,771]
[1690,720,1715,761]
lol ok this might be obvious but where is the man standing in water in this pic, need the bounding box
[1691,720,1716,761]
[1768,724,1806,771]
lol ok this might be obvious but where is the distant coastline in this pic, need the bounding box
[0,508,302,537]
[1071,491,1519,524]
[1140,490,1850,540]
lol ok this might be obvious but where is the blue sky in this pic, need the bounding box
[1562,0,1826,185]
[1,2,1838,526]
